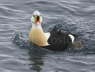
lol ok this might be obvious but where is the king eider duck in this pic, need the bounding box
[28,11,81,51]
[29,10,50,46]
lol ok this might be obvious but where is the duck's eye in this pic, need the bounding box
[33,15,36,18]
[31,15,35,22]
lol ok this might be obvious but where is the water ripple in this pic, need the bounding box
[0,0,95,72]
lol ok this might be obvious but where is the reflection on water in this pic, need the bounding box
[28,47,45,72]
[12,32,52,72]
[12,31,95,72]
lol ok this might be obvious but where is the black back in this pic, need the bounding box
[44,24,72,51]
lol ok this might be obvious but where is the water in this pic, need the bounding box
[0,0,95,72]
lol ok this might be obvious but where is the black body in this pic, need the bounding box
[43,24,73,51]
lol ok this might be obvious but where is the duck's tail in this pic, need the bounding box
[72,41,82,48]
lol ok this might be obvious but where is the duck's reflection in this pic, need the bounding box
[28,44,50,72]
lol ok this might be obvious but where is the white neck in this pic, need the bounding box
[32,23,41,28]
[31,23,44,32]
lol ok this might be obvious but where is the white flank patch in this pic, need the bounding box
[68,34,75,43]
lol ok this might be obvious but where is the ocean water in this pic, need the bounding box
[0,0,95,72]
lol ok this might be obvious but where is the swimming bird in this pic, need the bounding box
[28,10,50,46]
[29,11,81,51]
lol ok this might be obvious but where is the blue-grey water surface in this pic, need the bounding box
[0,0,95,72]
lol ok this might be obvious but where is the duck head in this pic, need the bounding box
[31,10,43,25]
